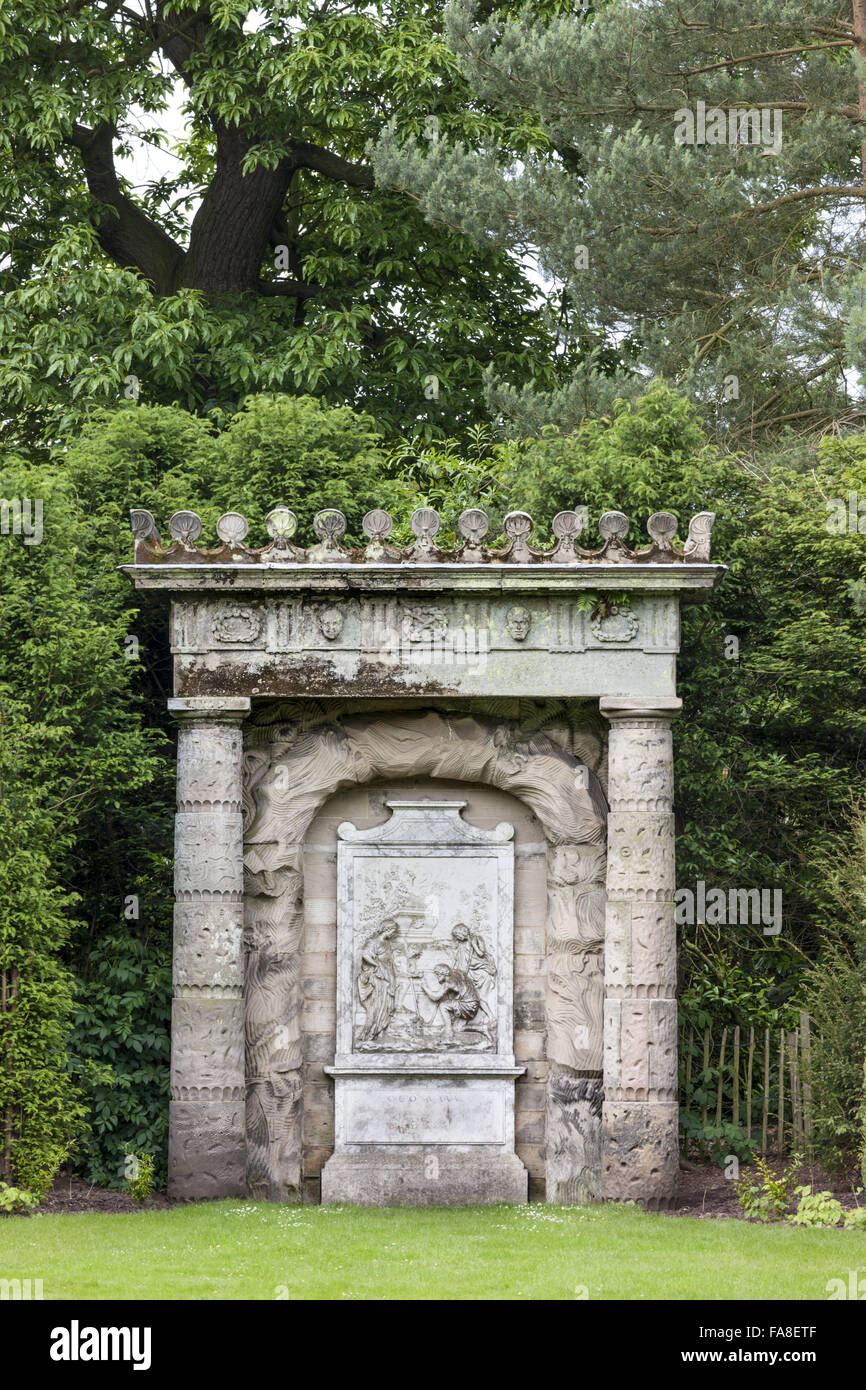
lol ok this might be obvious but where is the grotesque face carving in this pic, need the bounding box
[317,604,344,641]
[505,605,532,641]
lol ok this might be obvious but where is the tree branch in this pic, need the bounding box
[257,278,325,299]
[67,122,184,291]
[290,142,374,188]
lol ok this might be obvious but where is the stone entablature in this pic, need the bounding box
[124,519,720,700]
[123,505,726,1209]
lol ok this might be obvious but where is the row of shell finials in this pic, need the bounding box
[129,504,716,565]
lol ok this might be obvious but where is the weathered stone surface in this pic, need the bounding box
[167,699,249,1200]
[127,518,720,1208]
[601,700,680,1206]
[606,813,676,899]
[321,1150,528,1206]
[244,710,608,1203]
[546,1071,604,1204]
[601,1101,679,1207]
[321,800,527,1204]
[168,1099,246,1200]
[170,997,245,1094]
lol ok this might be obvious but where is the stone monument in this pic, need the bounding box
[124,503,724,1207]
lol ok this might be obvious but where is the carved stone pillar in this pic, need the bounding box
[599,695,681,1207]
[167,695,250,1200]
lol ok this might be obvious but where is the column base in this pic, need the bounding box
[168,1099,247,1201]
[601,1100,679,1208]
[321,1148,528,1206]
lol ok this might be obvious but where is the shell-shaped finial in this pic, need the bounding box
[265,507,298,541]
[501,509,536,563]
[168,510,202,545]
[362,508,393,541]
[216,511,249,546]
[411,506,441,540]
[683,511,715,562]
[313,508,347,541]
[458,508,489,545]
[549,508,585,562]
[552,510,584,540]
[598,510,629,541]
[503,510,534,540]
[130,508,157,540]
[647,511,678,548]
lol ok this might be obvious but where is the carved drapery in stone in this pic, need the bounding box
[242,706,608,1202]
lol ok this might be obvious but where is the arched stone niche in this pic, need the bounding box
[242,703,609,1203]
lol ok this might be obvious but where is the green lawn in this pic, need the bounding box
[1,1202,863,1300]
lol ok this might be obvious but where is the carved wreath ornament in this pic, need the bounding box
[213,605,263,644]
[590,605,639,643]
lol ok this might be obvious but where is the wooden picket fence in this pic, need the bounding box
[680,1012,814,1156]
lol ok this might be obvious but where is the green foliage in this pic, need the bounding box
[679,1111,754,1168]
[61,395,417,548]
[124,1152,156,1205]
[68,932,171,1190]
[373,0,866,441]
[0,452,170,1191]
[843,1206,866,1231]
[0,2,573,451]
[0,1182,39,1215]
[736,1154,800,1223]
[802,806,866,1172]
[790,1185,845,1229]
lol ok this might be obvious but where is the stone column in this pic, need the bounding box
[599,695,681,1207]
[167,696,250,1200]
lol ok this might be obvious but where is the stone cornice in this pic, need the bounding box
[122,560,726,601]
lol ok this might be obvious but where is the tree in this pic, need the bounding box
[372,0,866,445]
[0,0,574,448]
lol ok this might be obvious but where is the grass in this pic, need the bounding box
[1,1202,864,1300]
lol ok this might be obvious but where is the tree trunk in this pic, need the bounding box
[179,122,295,295]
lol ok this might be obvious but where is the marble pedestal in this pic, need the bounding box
[321,1067,527,1205]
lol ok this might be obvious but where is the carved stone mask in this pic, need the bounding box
[506,606,532,641]
[317,605,344,641]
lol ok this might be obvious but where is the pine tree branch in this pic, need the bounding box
[680,39,852,75]
[729,185,866,219]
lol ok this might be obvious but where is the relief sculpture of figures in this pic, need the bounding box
[354,909,497,1052]
[422,965,482,1035]
[356,920,399,1041]
[449,923,496,1031]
